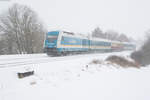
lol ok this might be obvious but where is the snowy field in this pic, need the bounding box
[0,51,150,100]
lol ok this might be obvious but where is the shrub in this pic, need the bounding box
[131,35,150,66]
[106,55,139,68]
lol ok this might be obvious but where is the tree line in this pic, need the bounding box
[91,27,134,42]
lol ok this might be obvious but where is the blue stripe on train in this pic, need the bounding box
[56,48,112,52]
[57,48,89,52]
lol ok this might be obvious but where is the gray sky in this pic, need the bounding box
[0,0,150,39]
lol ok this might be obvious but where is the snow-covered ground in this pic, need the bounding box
[0,51,150,100]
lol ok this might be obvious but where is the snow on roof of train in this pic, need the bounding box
[62,31,88,39]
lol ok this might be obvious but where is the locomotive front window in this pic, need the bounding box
[47,35,58,42]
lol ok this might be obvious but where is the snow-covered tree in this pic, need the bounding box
[0,3,46,54]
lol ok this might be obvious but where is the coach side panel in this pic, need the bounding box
[57,35,89,52]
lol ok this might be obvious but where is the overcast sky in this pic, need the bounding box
[0,0,150,39]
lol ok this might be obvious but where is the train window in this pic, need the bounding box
[47,35,58,42]
[91,41,111,46]
[61,36,80,45]
[82,39,88,45]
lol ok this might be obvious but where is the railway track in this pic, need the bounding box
[0,54,98,68]
[0,51,129,68]
[0,54,51,68]
[0,54,47,62]
[0,57,51,68]
[0,54,87,68]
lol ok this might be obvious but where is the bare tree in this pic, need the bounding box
[91,28,131,42]
[117,34,129,42]
[0,34,6,54]
[0,4,46,54]
[0,34,13,54]
[92,27,104,38]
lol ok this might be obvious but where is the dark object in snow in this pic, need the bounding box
[30,81,36,85]
[17,71,34,79]
[106,55,140,68]
[90,59,102,64]
[86,65,88,69]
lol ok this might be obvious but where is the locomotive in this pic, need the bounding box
[44,31,136,56]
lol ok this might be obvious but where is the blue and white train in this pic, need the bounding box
[44,31,136,56]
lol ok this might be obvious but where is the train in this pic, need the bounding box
[44,30,136,56]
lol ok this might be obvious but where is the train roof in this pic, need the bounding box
[62,31,112,42]
[48,30,135,45]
